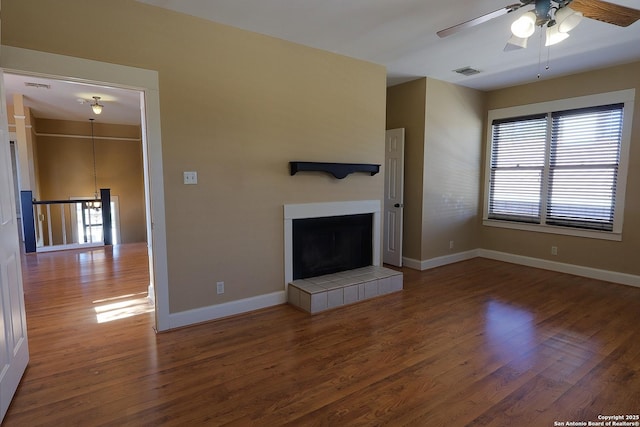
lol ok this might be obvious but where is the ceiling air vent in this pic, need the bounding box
[24,82,51,89]
[453,66,481,76]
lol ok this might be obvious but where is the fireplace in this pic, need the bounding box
[292,213,373,280]
[283,200,381,288]
[284,200,402,314]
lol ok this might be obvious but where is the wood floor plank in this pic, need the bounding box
[4,244,640,426]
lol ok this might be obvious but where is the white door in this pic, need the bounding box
[0,69,30,421]
[383,128,405,267]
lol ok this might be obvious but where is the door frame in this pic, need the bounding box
[0,46,171,331]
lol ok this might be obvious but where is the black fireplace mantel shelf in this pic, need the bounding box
[289,161,380,179]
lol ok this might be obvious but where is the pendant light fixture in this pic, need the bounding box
[91,96,103,115]
[88,118,101,210]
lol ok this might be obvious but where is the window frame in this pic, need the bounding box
[483,89,635,241]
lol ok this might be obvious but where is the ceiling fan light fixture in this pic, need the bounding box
[555,6,583,33]
[511,11,537,38]
[545,24,570,46]
[91,96,103,115]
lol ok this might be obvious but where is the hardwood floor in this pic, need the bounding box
[4,244,640,426]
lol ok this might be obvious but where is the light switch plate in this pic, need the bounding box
[183,171,198,185]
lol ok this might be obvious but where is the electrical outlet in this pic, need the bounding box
[449,240,454,250]
[551,246,558,256]
[216,281,224,294]
[183,171,198,185]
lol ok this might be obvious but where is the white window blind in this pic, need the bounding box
[488,103,624,232]
[489,114,547,223]
[547,104,623,231]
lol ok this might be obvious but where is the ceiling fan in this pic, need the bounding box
[437,0,640,49]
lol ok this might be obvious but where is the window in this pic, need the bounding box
[489,114,547,223]
[71,196,121,245]
[484,90,634,240]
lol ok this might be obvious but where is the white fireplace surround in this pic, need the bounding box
[284,200,381,289]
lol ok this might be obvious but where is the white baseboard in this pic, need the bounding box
[478,249,640,288]
[167,250,639,330]
[402,248,640,288]
[403,249,480,271]
[167,291,287,330]
[36,242,104,253]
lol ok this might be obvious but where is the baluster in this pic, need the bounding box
[61,204,67,245]
[37,205,44,247]
[87,204,93,243]
[46,204,53,246]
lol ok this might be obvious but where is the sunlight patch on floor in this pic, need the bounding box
[94,292,154,323]
[93,291,148,304]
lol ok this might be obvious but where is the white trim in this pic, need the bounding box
[283,200,382,290]
[35,132,141,142]
[478,249,640,288]
[167,291,287,330]
[1,46,170,331]
[284,200,381,220]
[36,242,104,253]
[147,283,155,306]
[0,46,159,90]
[482,219,622,241]
[402,250,480,271]
[7,123,32,129]
[402,248,640,288]
[484,89,635,239]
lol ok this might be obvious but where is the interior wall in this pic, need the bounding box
[422,78,484,259]
[386,77,484,263]
[2,0,387,313]
[35,118,146,244]
[8,102,40,199]
[483,61,640,275]
[386,78,427,261]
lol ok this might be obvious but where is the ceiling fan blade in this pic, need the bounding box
[437,3,524,38]
[570,0,640,27]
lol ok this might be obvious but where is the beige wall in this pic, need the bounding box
[2,0,386,313]
[34,119,146,244]
[483,61,640,275]
[8,103,41,199]
[386,78,426,260]
[387,77,484,262]
[422,79,484,259]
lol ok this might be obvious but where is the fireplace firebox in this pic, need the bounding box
[292,213,373,280]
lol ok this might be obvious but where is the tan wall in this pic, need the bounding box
[8,103,41,199]
[34,119,146,244]
[2,0,386,313]
[423,78,484,259]
[386,78,484,262]
[483,61,640,275]
[386,78,427,260]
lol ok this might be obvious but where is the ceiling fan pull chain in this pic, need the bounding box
[537,29,544,79]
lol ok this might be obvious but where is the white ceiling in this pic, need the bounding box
[4,73,143,126]
[4,0,639,124]
[136,0,640,89]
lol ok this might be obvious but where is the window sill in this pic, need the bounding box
[482,219,622,241]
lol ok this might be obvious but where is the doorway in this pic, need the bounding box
[0,46,170,331]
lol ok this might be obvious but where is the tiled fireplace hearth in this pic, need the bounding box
[284,200,403,314]
[288,266,403,313]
